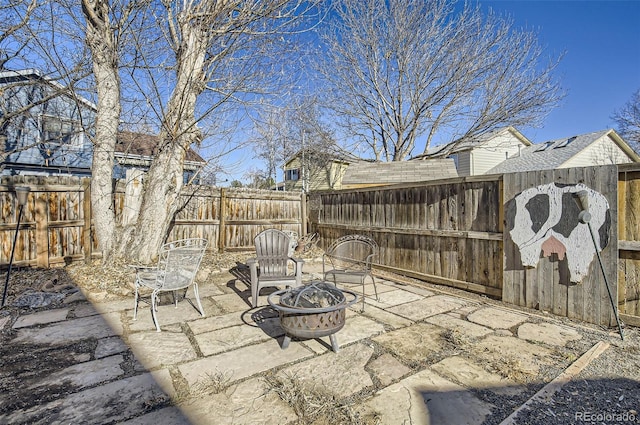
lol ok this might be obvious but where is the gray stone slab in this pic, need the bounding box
[386,295,468,321]
[361,303,414,330]
[373,323,443,362]
[187,310,246,334]
[127,299,212,332]
[12,308,69,328]
[29,355,124,390]
[276,343,375,398]
[366,288,423,309]
[431,356,523,396]
[179,339,312,388]
[12,314,117,345]
[213,293,253,312]
[95,336,129,358]
[194,319,284,356]
[357,369,493,425]
[72,302,100,317]
[119,407,191,425]
[0,372,171,425]
[128,331,198,369]
[425,313,493,339]
[472,334,554,378]
[182,377,297,425]
[517,322,582,347]
[467,307,528,330]
[368,353,412,386]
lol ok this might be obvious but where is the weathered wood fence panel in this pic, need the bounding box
[2,177,304,267]
[0,175,90,268]
[309,177,504,297]
[618,164,640,323]
[503,165,618,327]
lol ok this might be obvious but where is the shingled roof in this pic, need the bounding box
[486,129,639,174]
[115,131,205,164]
[341,159,458,189]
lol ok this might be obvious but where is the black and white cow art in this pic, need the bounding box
[506,183,610,283]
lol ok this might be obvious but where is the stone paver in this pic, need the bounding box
[467,306,528,330]
[386,294,468,321]
[12,314,117,344]
[366,288,423,308]
[517,322,582,347]
[425,313,493,339]
[473,334,554,376]
[373,323,444,362]
[194,319,284,356]
[29,354,125,390]
[95,336,129,358]
[277,342,375,398]
[368,353,412,386]
[179,339,313,388]
[119,407,191,425]
[187,311,246,334]
[0,372,171,425]
[212,293,253,312]
[182,377,298,425]
[431,356,523,396]
[12,308,69,328]
[357,368,494,425]
[361,304,414,330]
[128,332,198,369]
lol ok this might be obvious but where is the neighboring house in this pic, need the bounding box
[340,159,458,189]
[115,131,205,184]
[281,147,362,192]
[486,129,640,174]
[1,69,96,177]
[1,69,205,182]
[414,126,532,177]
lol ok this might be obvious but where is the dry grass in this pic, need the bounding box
[263,374,380,425]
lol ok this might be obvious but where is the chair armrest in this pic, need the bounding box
[247,257,258,283]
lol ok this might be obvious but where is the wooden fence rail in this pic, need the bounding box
[1,175,304,267]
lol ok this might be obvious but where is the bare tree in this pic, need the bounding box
[79,0,321,263]
[612,89,640,153]
[314,0,564,161]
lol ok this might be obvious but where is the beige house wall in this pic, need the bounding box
[562,135,635,168]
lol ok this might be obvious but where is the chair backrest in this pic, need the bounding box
[326,234,378,271]
[157,238,208,290]
[254,229,293,278]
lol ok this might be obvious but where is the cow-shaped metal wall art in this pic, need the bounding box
[506,182,610,283]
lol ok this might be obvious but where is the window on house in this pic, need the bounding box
[41,116,82,147]
[534,142,553,152]
[285,168,300,181]
[555,136,577,149]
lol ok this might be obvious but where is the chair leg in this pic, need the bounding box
[193,283,205,317]
[133,285,139,320]
[371,275,379,301]
[173,291,178,308]
[151,291,161,332]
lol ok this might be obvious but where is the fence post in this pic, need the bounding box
[35,193,49,268]
[82,178,92,264]
[218,187,227,252]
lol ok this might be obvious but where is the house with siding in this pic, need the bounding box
[414,126,532,177]
[281,147,362,192]
[486,129,639,174]
[1,69,96,177]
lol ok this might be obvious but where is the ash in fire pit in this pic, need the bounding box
[268,281,358,352]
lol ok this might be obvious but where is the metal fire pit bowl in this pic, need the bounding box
[268,281,358,352]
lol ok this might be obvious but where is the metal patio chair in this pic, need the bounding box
[133,238,208,332]
[323,234,379,311]
[247,229,304,308]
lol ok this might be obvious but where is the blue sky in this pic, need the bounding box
[480,0,640,143]
[225,0,640,184]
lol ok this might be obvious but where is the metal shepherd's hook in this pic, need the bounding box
[2,187,31,308]
[575,190,624,340]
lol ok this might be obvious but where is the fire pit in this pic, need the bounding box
[267,281,358,352]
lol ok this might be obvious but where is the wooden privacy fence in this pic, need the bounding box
[1,175,305,268]
[309,164,640,327]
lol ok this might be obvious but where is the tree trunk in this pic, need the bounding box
[127,20,206,263]
[82,0,121,263]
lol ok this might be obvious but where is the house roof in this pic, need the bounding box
[486,129,640,174]
[0,69,97,111]
[283,146,363,167]
[115,131,205,164]
[414,126,532,159]
[341,159,458,188]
